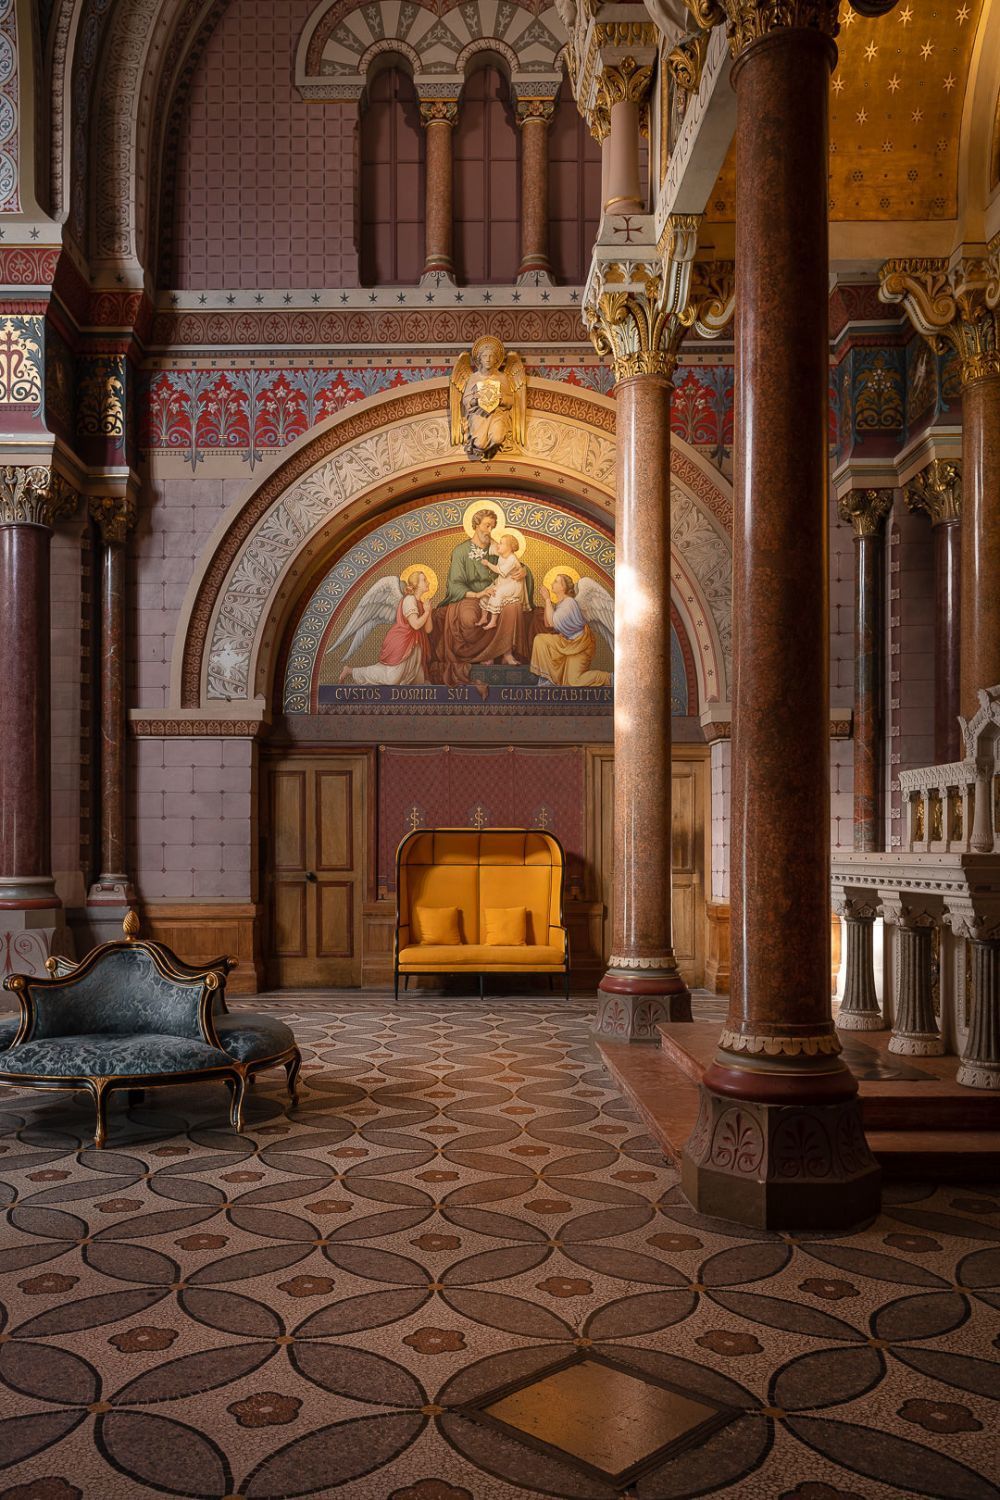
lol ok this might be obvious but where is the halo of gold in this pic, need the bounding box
[495,526,527,558]
[542,563,581,595]
[463,499,506,538]
[400,563,439,598]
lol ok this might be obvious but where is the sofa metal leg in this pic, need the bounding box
[394,967,399,1003]
[479,973,484,1001]
[404,974,410,992]
[564,969,570,1001]
[285,1050,302,1104]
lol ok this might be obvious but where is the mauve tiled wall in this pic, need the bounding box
[130,738,254,903]
[131,478,236,709]
[173,0,359,288]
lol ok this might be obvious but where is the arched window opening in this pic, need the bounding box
[360,64,424,285]
[547,84,602,285]
[454,64,520,284]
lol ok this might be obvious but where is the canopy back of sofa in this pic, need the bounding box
[396,829,564,947]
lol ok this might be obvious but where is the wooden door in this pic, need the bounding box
[265,755,366,987]
[590,746,708,988]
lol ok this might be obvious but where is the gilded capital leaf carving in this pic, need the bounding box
[880,247,1000,387]
[667,32,710,93]
[904,460,961,527]
[684,0,839,58]
[837,487,893,538]
[0,465,78,528]
[596,56,653,111]
[89,492,137,545]
[418,99,458,126]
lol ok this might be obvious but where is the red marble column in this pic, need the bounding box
[595,373,691,1038]
[0,466,75,912]
[838,489,892,851]
[681,5,879,1229]
[88,495,135,904]
[961,375,1000,720]
[905,460,962,764]
[420,101,457,283]
[516,102,554,284]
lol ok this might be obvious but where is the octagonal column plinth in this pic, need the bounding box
[836,899,884,1032]
[595,373,691,1039]
[887,908,943,1057]
[680,6,879,1230]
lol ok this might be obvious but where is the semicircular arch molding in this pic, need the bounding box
[173,379,733,712]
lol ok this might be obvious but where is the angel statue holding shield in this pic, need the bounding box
[450,337,526,461]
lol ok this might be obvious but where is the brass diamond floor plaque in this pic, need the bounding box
[481,1357,724,1479]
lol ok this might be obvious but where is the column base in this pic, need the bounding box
[0,906,73,978]
[888,1032,946,1056]
[516,265,554,286]
[420,266,456,286]
[836,1009,887,1031]
[87,877,135,908]
[681,1084,881,1231]
[956,1060,1000,1090]
[595,964,692,1040]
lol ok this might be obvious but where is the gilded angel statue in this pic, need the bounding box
[449,336,526,460]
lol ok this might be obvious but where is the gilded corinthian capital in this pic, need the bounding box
[880,245,1000,387]
[584,215,732,381]
[905,460,962,527]
[837,487,893,538]
[89,492,137,545]
[683,0,840,58]
[596,56,653,110]
[0,466,78,528]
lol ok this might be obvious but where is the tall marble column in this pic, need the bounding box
[516,99,555,285]
[87,494,136,908]
[881,244,1000,720]
[0,466,77,969]
[905,460,962,764]
[419,100,458,284]
[680,0,879,1230]
[585,228,699,1041]
[838,488,892,850]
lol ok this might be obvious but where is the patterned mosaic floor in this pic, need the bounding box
[0,993,998,1500]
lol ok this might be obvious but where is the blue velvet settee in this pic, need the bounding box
[0,912,301,1146]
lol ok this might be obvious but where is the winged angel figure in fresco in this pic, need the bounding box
[450,337,526,460]
[530,570,614,688]
[330,566,436,686]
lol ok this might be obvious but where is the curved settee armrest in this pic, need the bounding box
[548,925,569,958]
[4,943,224,1048]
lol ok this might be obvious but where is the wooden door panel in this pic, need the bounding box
[272,772,306,871]
[266,755,366,987]
[272,881,307,958]
[317,881,354,958]
[315,770,353,871]
[672,771,696,871]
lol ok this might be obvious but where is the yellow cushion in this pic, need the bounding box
[484,906,526,946]
[398,943,565,968]
[414,906,462,945]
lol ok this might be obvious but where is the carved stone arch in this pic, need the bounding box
[173,379,732,713]
[456,37,520,85]
[358,39,422,90]
[958,0,1000,226]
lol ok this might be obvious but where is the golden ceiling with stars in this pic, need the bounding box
[706,0,986,222]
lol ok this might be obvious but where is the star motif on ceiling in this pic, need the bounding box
[898,4,913,20]
[856,107,868,125]
[920,39,934,58]
[943,73,956,90]
[956,3,970,18]
[912,107,924,122]
[832,76,845,92]
[864,40,878,60]
[888,74,900,92]
[842,7,855,21]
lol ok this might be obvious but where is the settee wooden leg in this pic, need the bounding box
[285,1050,302,1104]
[228,1071,248,1132]
[91,1081,109,1149]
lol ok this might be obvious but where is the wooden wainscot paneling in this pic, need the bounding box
[140,904,263,995]
[705,901,731,993]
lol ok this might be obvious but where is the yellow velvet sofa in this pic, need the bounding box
[394,828,569,999]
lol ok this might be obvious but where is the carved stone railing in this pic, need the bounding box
[899,687,1000,854]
